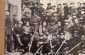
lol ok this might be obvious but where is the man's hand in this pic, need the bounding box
[20,43,23,46]
[16,34,20,37]
[28,44,31,47]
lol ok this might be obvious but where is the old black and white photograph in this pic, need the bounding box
[5,0,85,55]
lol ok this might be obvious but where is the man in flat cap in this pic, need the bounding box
[77,2,82,18]
[63,3,69,19]
[38,3,45,18]
[46,3,52,10]
[82,3,85,10]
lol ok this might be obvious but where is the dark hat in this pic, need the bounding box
[40,3,43,5]
[70,2,75,4]
[77,2,81,5]
[58,4,61,5]
[47,3,51,5]
[45,10,50,13]
[83,2,85,5]
[23,0,30,4]
[63,3,67,5]
[52,5,56,7]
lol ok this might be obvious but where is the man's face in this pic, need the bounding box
[81,11,85,15]
[28,5,31,8]
[26,22,30,26]
[18,24,22,27]
[40,5,43,8]
[67,15,71,18]
[58,22,61,26]
[72,15,76,18]
[53,13,57,16]
[43,21,46,26]
[61,13,64,17]
[83,4,85,7]
[6,11,9,16]
[65,22,69,26]
[26,13,31,17]
[77,3,81,7]
[48,5,51,7]
[58,5,62,8]
[52,6,56,9]
[15,24,17,27]
[34,14,37,17]
[70,4,72,7]
[64,4,67,7]
[70,3,75,7]
[34,4,37,7]
[46,12,50,16]
[75,19,79,24]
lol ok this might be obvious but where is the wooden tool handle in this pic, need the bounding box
[55,40,66,55]
[66,42,81,55]
[35,45,43,54]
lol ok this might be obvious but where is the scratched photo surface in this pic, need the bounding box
[5,0,85,55]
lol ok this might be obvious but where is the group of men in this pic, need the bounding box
[5,1,85,55]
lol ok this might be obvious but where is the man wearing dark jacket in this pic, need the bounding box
[13,23,24,51]
[6,12,12,52]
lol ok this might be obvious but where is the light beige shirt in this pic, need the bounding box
[23,26,31,34]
